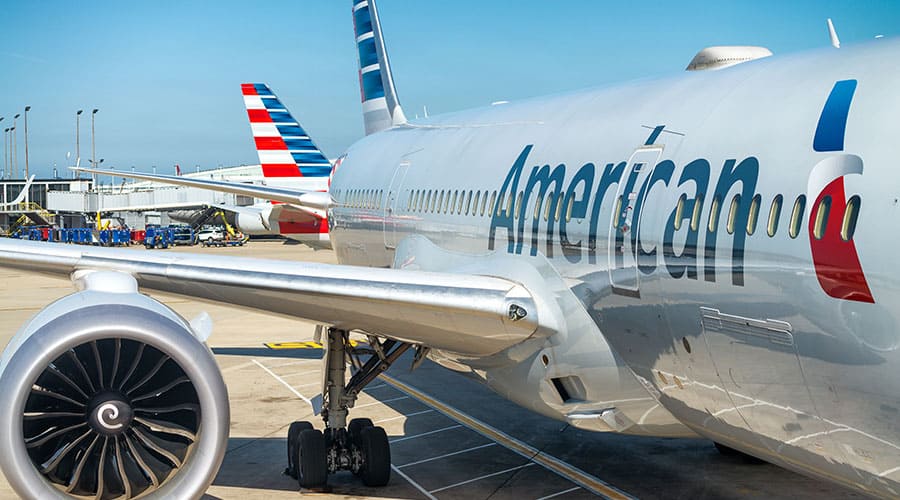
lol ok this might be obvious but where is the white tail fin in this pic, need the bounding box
[353,0,406,135]
[827,19,841,49]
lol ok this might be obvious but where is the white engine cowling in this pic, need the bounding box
[0,272,229,499]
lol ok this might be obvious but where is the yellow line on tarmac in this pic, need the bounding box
[379,374,636,500]
[265,340,358,350]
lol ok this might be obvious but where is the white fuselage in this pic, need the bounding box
[329,40,900,496]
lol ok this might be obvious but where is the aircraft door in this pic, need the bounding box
[607,145,663,296]
[383,159,410,249]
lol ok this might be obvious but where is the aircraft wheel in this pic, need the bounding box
[297,429,328,488]
[348,417,374,442]
[359,426,391,486]
[286,421,314,478]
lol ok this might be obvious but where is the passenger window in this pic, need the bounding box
[747,194,760,235]
[726,194,741,235]
[515,192,523,219]
[454,190,461,214]
[465,190,472,215]
[767,195,782,237]
[406,190,412,211]
[708,195,721,232]
[426,190,432,212]
[533,194,543,220]
[691,194,704,231]
[555,194,563,221]
[674,194,686,231]
[545,193,555,221]
[472,191,479,216]
[489,191,497,216]
[565,195,574,222]
[438,190,444,213]
[417,190,424,212]
[431,190,438,213]
[378,190,383,208]
[789,195,806,239]
[842,195,860,241]
[612,196,622,226]
[813,196,832,240]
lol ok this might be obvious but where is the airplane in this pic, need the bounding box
[90,83,334,246]
[1,0,900,498]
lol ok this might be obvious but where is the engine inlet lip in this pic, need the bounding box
[0,303,230,500]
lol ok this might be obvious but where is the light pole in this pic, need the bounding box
[12,114,19,179]
[91,109,98,190]
[1,118,5,179]
[75,109,83,168]
[23,106,30,179]
[4,128,10,179]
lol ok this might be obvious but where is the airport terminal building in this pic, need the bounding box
[0,165,260,233]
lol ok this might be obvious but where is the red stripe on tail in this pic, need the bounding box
[254,137,288,150]
[247,109,272,123]
[261,164,302,177]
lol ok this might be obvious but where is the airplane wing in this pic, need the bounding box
[0,239,540,357]
[71,167,331,214]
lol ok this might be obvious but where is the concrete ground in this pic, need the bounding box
[0,239,861,499]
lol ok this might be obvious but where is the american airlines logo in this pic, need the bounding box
[488,80,872,303]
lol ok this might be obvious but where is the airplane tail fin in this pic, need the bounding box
[827,19,841,49]
[353,0,407,135]
[240,83,332,178]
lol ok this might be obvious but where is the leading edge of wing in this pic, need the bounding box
[71,167,327,207]
[0,239,538,357]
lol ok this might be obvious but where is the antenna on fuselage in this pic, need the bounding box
[827,19,841,49]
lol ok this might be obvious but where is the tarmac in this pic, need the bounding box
[0,239,862,499]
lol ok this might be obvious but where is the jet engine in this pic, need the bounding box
[0,271,229,499]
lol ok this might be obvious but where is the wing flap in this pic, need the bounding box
[0,240,538,357]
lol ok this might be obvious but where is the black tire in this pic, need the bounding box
[286,421,313,479]
[297,429,328,488]
[359,426,391,487]
[348,418,374,443]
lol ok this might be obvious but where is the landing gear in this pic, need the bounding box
[357,425,391,486]
[286,421,312,479]
[287,328,411,489]
[297,428,328,487]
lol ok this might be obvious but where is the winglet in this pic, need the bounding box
[353,0,406,135]
[827,18,841,49]
[0,175,34,207]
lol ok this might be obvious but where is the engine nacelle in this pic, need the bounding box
[0,271,229,499]
[231,204,273,235]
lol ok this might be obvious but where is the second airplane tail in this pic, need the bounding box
[241,83,332,178]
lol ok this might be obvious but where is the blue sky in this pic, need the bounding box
[1,1,899,178]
